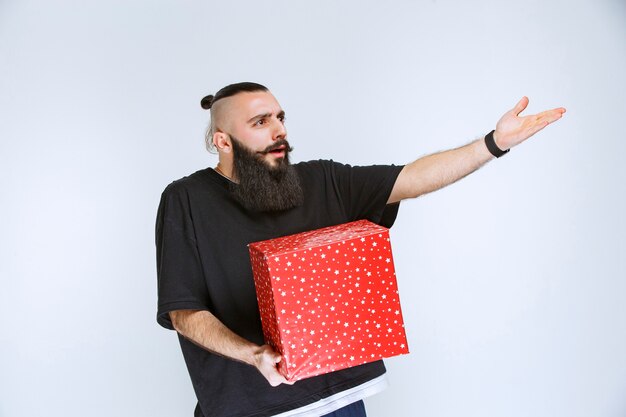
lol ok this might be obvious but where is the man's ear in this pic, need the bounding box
[213,131,232,154]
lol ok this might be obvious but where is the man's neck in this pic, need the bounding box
[215,162,236,182]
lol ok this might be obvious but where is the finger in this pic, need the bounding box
[279,374,295,385]
[269,378,283,387]
[550,107,567,120]
[513,96,529,116]
[535,108,566,124]
[260,345,282,364]
[268,368,294,386]
[274,377,295,386]
[266,369,284,386]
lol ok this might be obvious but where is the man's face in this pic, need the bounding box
[220,91,289,169]
[214,90,303,212]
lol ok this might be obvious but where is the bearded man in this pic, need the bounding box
[156,82,565,417]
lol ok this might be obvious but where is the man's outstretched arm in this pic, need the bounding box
[388,97,566,204]
[169,309,293,387]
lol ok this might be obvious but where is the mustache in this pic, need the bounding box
[259,139,293,155]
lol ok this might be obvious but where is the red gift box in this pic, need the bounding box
[248,220,409,381]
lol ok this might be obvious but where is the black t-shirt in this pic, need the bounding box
[156,160,403,417]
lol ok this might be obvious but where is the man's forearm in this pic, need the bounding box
[170,310,291,386]
[387,97,565,204]
[170,309,258,365]
[389,137,494,203]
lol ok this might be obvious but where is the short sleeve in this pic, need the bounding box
[328,161,404,228]
[155,184,211,330]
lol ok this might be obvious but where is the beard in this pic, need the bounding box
[228,136,304,212]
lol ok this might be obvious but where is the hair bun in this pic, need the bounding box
[200,95,214,109]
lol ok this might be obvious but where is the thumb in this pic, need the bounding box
[513,96,529,116]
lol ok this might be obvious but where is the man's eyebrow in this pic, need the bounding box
[247,111,286,123]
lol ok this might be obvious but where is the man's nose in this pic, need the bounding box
[272,118,287,141]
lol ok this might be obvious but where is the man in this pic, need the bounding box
[156,82,565,417]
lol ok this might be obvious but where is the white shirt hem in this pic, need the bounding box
[271,374,388,417]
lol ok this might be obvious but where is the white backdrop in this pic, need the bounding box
[1,1,625,416]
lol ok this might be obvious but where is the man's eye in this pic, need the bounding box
[255,119,265,126]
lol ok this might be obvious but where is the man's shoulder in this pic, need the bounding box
[295,159,329,168]
[294,159,348,173]
[296,159,404,174]
[295,159,371,181]
[161,167,214,195]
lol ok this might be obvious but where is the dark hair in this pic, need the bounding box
[201,82,268,110]
[202,82,269,153]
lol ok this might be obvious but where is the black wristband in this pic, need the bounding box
[484,130,509,158]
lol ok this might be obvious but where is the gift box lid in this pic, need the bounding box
[249,219,389,256]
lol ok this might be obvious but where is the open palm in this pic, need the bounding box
[495,97,566,150]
